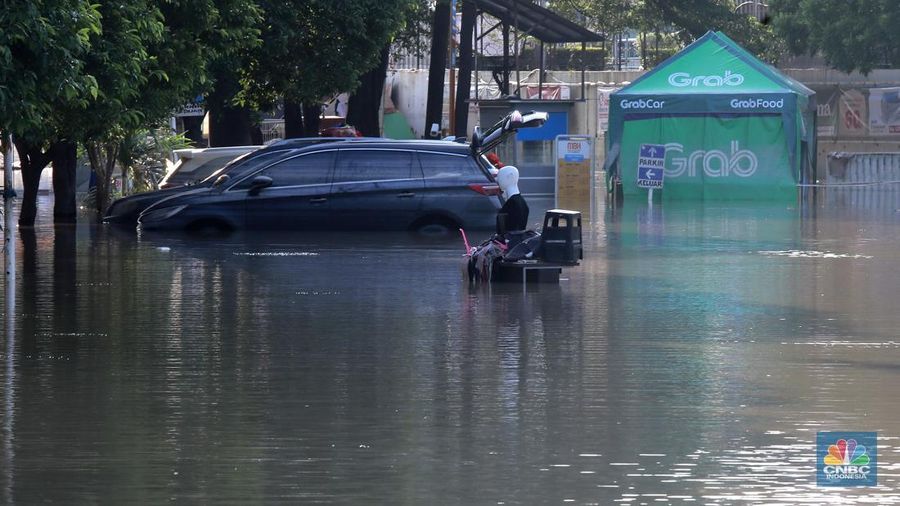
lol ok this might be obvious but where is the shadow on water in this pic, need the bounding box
[0,190,898,503]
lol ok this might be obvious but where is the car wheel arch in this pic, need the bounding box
[409,212,463,234]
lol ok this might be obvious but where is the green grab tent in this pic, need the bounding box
[604,31,816,200]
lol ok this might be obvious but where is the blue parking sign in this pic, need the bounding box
[637,144,666,189]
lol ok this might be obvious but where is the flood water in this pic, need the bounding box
[1,190,899,504]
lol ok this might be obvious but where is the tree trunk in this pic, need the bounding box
[302,102,321,137]
[208,103,254,146]
[454,0,476,139]
[14,139,51,228]
[250,123,264,145]
[182,116,205,146]
[51,140,78,223]
[425,0,451,139]
[87,141,119,216]
[347,44,390,137]
[284,100,304,139]
[206,71,254,147]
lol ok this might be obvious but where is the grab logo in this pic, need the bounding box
[668,70,744,88]
[663,140,758,178]
[620,98,665,109]
[731,97,784,109]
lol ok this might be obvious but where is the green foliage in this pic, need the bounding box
[550,0,634,41]
[118,127,193,194]
[75,0,260,211]
[770,0,900,74]
[639,0,784,63]
[548,0,785,65]
[74,0,261,144]
[0,0,101,140]
[391,0,433,63]
[238,0,413,108]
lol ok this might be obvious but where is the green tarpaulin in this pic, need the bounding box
[604,31,816,200]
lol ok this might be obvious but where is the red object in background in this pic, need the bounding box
[320,125,362,137]
[467,183,501,196]
[486,152,503,168]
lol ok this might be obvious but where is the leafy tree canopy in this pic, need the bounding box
[391,0,433,63]
[770,0,900,74]
[74,0,261,144]
[0,0,101,140]
[548,0,784,63]
[239,0,413,108]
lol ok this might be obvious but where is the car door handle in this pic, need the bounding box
[396,192,416,198]
[309,197,327,204]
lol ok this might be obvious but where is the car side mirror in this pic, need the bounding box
[213,174,230,188]
[248,175,273,196]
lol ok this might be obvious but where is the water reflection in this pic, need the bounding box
[3,224,15,506]
[0,192,897,503]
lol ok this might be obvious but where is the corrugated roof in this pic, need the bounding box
[474,0,604,43]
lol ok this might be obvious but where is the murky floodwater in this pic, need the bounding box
[1,190,899,504]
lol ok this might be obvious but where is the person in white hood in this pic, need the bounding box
[495,165,529,233]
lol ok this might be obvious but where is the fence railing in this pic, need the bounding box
[825,152,900,185]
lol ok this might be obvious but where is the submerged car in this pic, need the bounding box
[104,137,367,226]
[159,146,261,189]
[135,111,548,233]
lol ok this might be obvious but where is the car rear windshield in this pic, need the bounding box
[165,156,237,186]
[201,150,285,184]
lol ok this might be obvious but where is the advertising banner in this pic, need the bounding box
[619,114,793,200]
[555,136,593,213]
[597,87,617,133]
[838,89,868,137]
[811,85,839,137]
[175,95,205,117]
[868,87,900,136]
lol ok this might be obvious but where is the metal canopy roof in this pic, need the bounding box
[474,0,604,43]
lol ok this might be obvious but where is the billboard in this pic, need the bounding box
[868,87,900,136]
[597,87,617,133]
[838,89,868,137]
[811,85,839,137]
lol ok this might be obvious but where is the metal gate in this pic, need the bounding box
[825,152,900,184]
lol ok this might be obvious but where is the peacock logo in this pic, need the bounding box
[824,438,870,466]
[818,432,877,486]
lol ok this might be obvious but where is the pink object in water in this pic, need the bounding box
[459,228,472,255]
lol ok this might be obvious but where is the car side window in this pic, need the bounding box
[234,151,335,189]
[334,150,417,183]
[418,152,482,179]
